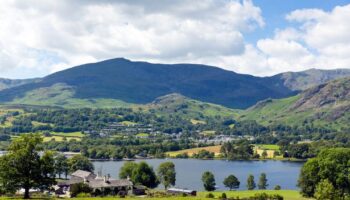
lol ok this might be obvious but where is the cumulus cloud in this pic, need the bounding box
[1,1,350,78]
[0,0,264,78]
[246,3,350,75]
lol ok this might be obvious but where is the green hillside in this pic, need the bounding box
[240,77,350,130]
[145,93,239,119]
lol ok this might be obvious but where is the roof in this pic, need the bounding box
[71,170,94,179]
[88,179,133,189]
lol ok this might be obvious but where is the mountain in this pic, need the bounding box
[275,68,350,91]
[0,78,40,91]
[0,58,349,109]
[0,58,294,109]
[240,77,350,130]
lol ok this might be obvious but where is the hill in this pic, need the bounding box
[0,78,40,91]
[275,68,350,91]
[0,58,349,109]
[0,58,294,109]
[145,93,239,118]
[240,77,350,130]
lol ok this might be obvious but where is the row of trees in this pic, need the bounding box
[202,172,271,191]
[118,161,176,189]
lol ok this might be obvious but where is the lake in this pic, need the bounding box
[93,159,304,191]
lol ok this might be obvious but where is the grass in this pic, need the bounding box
[121,121,137,126]
[50,132,85,137]
[41,131,85,142]
[42,136,82,142]
[190,119,206,125]
[136,133,149,137]
[0,190,312,200]
[198,190,312,200]
[200,130,216,136]
[255,144,280,150]
[167,145,222,157]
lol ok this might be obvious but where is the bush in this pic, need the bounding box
[69,183,92,197]
[206,193,215,198]
[274,185,281,190]
[221,192,227,199]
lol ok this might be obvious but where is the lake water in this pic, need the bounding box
[93,159,304,191]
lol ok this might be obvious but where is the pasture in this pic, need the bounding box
[166,145,221,157]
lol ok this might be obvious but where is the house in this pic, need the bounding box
[56,170,133,197]
[167,188,197,196]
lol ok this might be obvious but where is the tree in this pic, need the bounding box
[298,148,350,198]
[223,174,240,190]
[157,162,176,189]
[68,155,94,173]
[258,173,268,189]
[202,171,216,191]
[70,183,92,197]
[0,134,56,198]
[131,162,159,188]
[119,162,138,179]
[246,174,256,190]
[314,179,336,200]
[55,154,69,179]
[262,150,268,159]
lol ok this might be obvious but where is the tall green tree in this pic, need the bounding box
[246,174,256,190]
[298,148,350,198]
[258,173,268,189]
[119,162,138,179]
[314,179,336,200]
[0,134,56,199]
[68,155,94,173]
[55,154,69,179]
[202,171,216,191]
[131,162,159,188]
[223,174,240,190]
[157,162,176,189]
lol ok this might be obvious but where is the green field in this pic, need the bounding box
[255,144,280,150]
[0,190,312,200]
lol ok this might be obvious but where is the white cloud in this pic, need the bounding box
[244,4,350,75]
[0,0,264,78]
[1,1,350,78]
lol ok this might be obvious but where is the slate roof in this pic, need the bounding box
[88,178,133,189]
[71,170,95,179]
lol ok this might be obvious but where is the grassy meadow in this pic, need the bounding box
[166,145,222,157]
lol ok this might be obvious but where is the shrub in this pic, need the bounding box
[206,193,215,198]
[274,185,281,190]
[221,192,227,199]
[69,183,92,198]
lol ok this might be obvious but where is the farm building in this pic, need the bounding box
[56,170,133,197]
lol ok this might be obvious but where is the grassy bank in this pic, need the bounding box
[0,190,312,200]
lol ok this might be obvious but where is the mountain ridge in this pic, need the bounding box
[0,58,349,109]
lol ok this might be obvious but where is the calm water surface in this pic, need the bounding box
[93,159,304,191]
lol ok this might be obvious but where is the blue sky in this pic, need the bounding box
[0,0,350,78]
[247,0,350,42]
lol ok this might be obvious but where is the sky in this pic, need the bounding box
[1,0,350,79]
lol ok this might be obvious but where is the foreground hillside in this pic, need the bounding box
[240,77,350,130]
